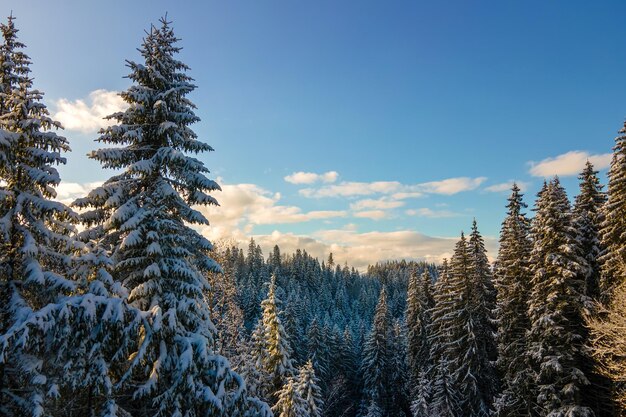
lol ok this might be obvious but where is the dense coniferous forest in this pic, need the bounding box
[0,15,625,417]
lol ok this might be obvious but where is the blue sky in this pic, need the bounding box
[6,0,626,268]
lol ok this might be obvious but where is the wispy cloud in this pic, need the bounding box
[353,210,389,220]
[405,208,461,218]
[284,171,339,184]
[300,176,487,198]
[300,181,402,198]
[528,151,611,177]
[350,198,405,211]
[417,177,487,195]
[53,89,127,133]
[484,181,530,193]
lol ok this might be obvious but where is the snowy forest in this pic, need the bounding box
[1,14,626,417]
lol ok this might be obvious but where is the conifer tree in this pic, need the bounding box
[430,357,460,417]
[493,184,536,417]
[297,360,324,417]
[0,14,78,415]
[448,232,492,417]
[258,274,295,403]
[527,178,593,417]
[600,121,626,301]
[572,162,615,416]
[73,17,251,416]
[360,287,395,415]
[574,161,606,300]
[272,377,306,417]
[406,269,434,392]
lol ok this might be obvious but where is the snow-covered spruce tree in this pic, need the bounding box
[406,268,434,395]
[0,14,78,415]
[390,319,411,416]
[430,357,460,417]
[272,377,306,417]
[73,18,254,416]
[447,231,492,417]
[257,274,295,404]
[239,319,267,400]
[600,121,626,301]
[574,161,607,301]
[360,287,396,416]
[467,220,498,402]
[527,178,593,417]
[306,318,329,385]
[411,372,432,417]
[427,258,460,417]
[493,184,536,417]
[296,360,323,417]
[572,162,615,416]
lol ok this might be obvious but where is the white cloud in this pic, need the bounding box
[350,198,405,211]
[195,182,347,242]
[59,178,492,270]
[300,181,402,198]
[353,210,388,220]
[417,177,487,195]
[484,181,530,193]
[55,181,104,204]
[53,89,127,133]
[391,192,424,200]
[284,171,339,184]
[529,151,612,177]
[300,176,486,199]
[405,208,460,218]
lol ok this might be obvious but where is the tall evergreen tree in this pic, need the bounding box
[428,259,460,417]
[297,360,324,417]
[493,184,536,417]
[600,121,626,301]
[572,162,615,416]
[527,178,593,417]
[258,274,295,403]
[360,287,395,416]
[574,161,607,300]
[73,18,252,416]
[0,15,77,415]
[448,231,492,417]
[406,268,434,403]
[272,377,306,417]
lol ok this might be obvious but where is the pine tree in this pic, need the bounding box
[572,162,615,416]
[0,14,77,415]
[258,274,295,403]
[574,161,607,300]
[406,268,435,393]
[272,377,306,417]
[594,120,626,414]
[493,184,536,417]
[600,121,626,301]
[411,372,432,417]
[467,220,498,405]
[527,178,593,417]
[448,231,492,417]
[73,17,250,416]
[297,360,324,417]
[430,357,461,417]
[360,287,394,415]
[427,259,460,417]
